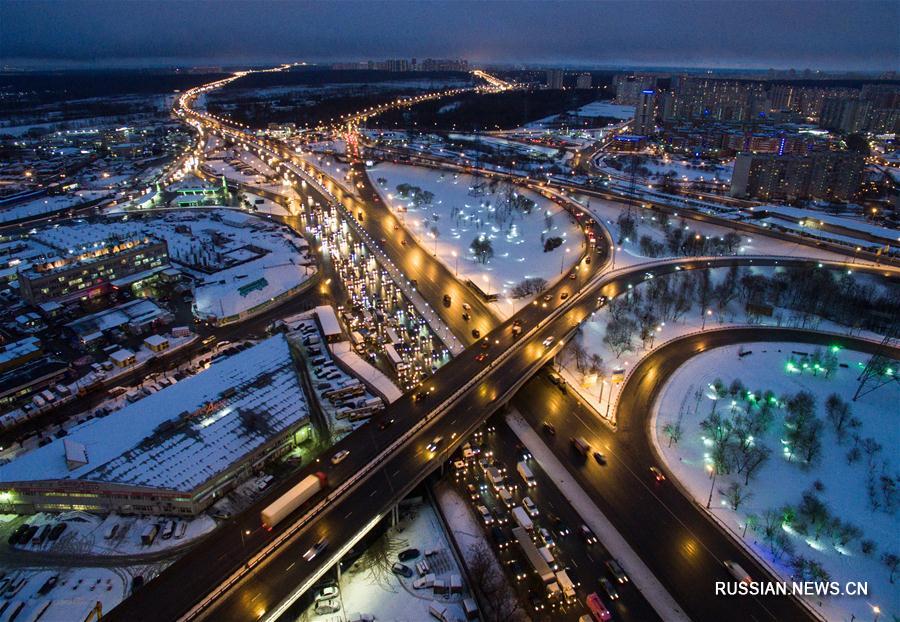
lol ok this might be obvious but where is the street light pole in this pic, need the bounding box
[706,464,717,509]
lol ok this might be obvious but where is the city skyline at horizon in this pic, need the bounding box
[2,0,898,72]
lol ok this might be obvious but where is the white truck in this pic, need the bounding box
[261,472,327,530]
[517,461,536,487]
[485,466,505,491]
[511,506,534,531]
[555,569,577,603]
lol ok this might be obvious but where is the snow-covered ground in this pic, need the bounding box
[0,567,130,621]
[570,193,853,269]
[596,154,733,185]
[300,497,472,622]
[525,100,635,129]
[367,163,583,317]
[652,343,900,622]
[10,512,216,556]
[0,191,110,224]
[432,481,524,622]
[557,264,892,427]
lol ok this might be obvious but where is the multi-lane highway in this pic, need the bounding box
[515,328,899,622]
[105,68,900,622]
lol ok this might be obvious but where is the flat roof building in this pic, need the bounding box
[0,335,311,516]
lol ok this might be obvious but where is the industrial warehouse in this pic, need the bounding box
[0,335,312,516]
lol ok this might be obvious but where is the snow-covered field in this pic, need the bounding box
[301,497,472,622]
[652,344,900,622]
[367,163,583,315]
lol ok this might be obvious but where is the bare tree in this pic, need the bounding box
[724,482,753,511]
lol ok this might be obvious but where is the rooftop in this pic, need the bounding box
[0,335,309,493]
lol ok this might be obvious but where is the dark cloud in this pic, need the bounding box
[1,0,897,71]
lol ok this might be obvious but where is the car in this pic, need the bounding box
[548,513,569,536]
[560,292,569,300]
[466,484,480,500]
[541,336,554,347]
[542,294,553,302]
[413,391,428,403]
[476,505,494,525]
[650,466,666,482]
[442,294,451,307]
[471,329,481,338]
[331,449,350,465]
[528,589,544,612]
[538,527,555,548]
[303,539,328,562]
[480,339,490,349]
[426,436,444,452]
[7,524,28,545]
[314,598,341,615]
[605,558,629,583]
[569,272,577,280]
[580,524,598,544]
[475,353,488,362]
[398,548,420,561]
[523,497,539,517]
[462,312,470,321]
[462,303,471,311]
[593,451,607,465]
[599,577,620,600]
[542,422,556,435]
[48,523,67,541]
[378,417,395,430]
[315,585,339,602]
[391,562,413,578]
[508,559,527,582]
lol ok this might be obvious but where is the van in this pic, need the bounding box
[161,521,175,540]
[538,545,558,570]
[497,487,514,508]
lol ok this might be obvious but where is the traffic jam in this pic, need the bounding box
[449,422,649,621]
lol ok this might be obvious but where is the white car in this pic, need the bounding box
[523,496,539,517]
[542,336,554,348]
[331,449,350,465]
[303,539,328,561]
[315,585,339,602]
[476,505,494,525]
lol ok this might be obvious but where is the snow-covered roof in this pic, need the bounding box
[108,349,135,364]
[0,335,309,492]
[315,305,342,338]
[330,341,402,403]
[144,334,168,347]
[755,205,900,244]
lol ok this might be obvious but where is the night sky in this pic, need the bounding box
[1,0,897,71]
